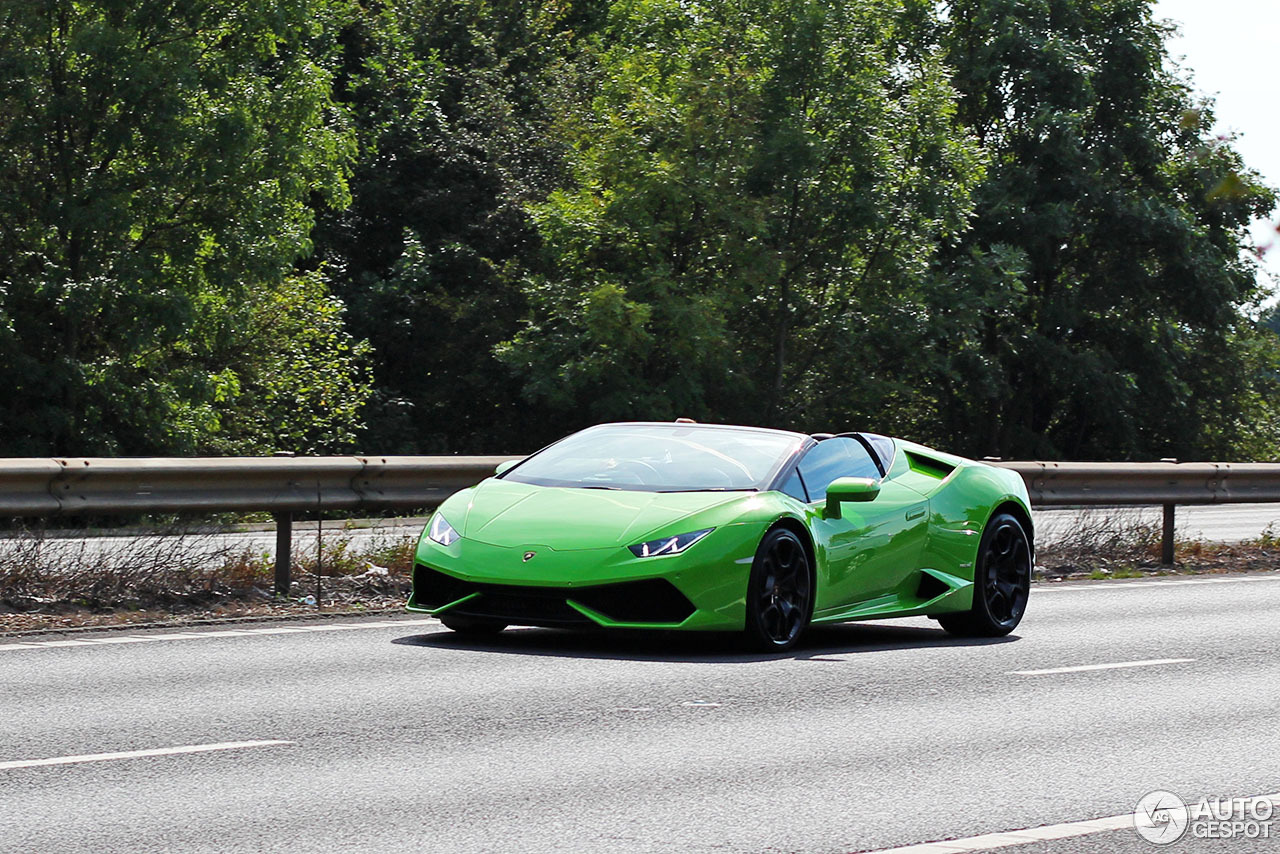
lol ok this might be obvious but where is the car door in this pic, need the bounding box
[797,437,930,612]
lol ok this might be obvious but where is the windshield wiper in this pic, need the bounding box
[656,487,758,493]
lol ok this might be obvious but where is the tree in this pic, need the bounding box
[932,0,1278,460]
[0,0,365,455]
[207,272,372,454]
[313,0,604,453]
[498,0,983,438]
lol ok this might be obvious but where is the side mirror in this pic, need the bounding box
[494,459,521,476]
[825,477,880,519]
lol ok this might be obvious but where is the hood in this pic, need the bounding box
[454,478,749,550]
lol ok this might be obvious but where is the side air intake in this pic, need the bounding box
[916,570,951,602]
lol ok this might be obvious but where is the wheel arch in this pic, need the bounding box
[767,515,818,578]
[990,500,1035,556]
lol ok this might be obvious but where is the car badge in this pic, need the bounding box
[523,551,536,562]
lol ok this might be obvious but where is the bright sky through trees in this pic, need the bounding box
[1154,0,1280,290]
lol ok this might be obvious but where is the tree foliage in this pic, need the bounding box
[499,0,984,439]
[312,0,601,453]
[211,271,372,454]
[931,0,1277,460]
[0,0,367,454]
[0,0,1275,461]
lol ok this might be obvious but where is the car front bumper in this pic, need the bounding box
[406,526,762,630]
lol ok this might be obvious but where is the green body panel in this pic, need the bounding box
[457,479,753,549]
[808,477,929,614]
[408,433,1033,633]
[408,481,801,630]
[897,440,1033,613]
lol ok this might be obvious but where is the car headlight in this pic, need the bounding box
[628,528,713,558]
[427,513,460,546]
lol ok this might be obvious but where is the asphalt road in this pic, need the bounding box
[3,572,1280,852]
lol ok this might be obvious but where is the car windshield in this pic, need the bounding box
[502,424,803,492]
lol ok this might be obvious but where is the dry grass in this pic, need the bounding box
[1035,509,1161,579]
[0,522,418,633]
[1036,509,1280,581]
[8,510,1280,632]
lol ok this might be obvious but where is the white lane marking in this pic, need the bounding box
[75,636,159,645]
[1036,575,1280,592]
[860,792,1280,853]
[1011,658,1194,676]
[0,619,436,652]
[0,740,294,771]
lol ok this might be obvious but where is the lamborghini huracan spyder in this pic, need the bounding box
[408,422,1033,650]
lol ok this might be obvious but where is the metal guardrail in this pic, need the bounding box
[0,455,1275,586]
[0,456,511,516]
[0,455,511,594]
[992,461,1280,506]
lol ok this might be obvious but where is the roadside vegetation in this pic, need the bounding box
[4,510,1280,634]
[0,523,417,634]
[1036,511,1280,581]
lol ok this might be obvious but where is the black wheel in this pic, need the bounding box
[744,528,814,651]
[939,512,1031,637]
[440,614,508,635]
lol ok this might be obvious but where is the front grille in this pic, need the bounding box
[457,590,585,625]
[570,577,696,624]
[412,564,696,627]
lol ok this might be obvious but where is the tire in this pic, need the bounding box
[744,527,814,651]
[439,614,508,635]
[939,511,1031,637]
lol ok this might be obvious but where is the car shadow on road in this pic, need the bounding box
[390,622,1018,663]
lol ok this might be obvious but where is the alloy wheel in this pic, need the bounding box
[981,518,1030,626]
[754,532,812,646]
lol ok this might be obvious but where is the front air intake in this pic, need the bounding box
[411,564,695,627]
[570,578,696,624]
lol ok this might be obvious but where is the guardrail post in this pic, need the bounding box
[1162,504,1175,565]
[273,512,292,596]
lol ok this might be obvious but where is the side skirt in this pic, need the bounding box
[811,568,974,623]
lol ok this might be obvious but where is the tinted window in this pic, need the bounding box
[778,468,807,502]
[503,424,803,492]
[796,438,880,500]
[863,433,895,475]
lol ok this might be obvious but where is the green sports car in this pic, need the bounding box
[408,421,1033,650]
